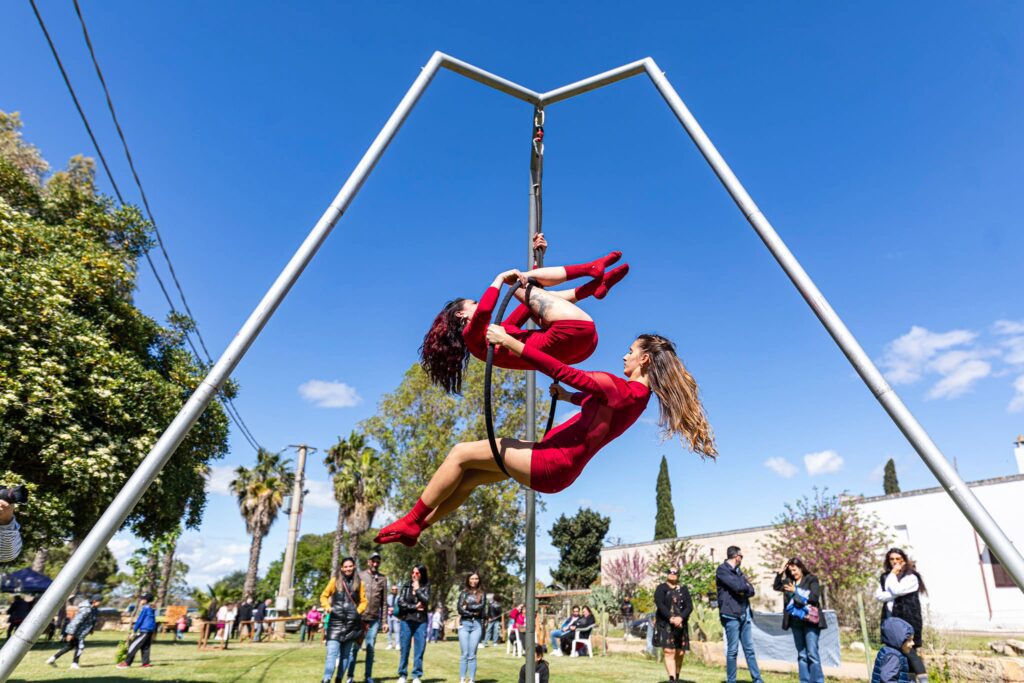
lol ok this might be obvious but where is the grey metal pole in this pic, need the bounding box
[642,58,1024,591]
[523,105,544,681]
[277,444,310,613]
[539,59,646,106]
[0,51,446,679]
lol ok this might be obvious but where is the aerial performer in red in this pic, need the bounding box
[419,233,630,394]
[376,331,717,546]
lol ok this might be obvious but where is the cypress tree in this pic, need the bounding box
[883,458,900,495]
[654,455,677,539]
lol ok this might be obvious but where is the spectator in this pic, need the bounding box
[519,644,550,683]
[396,564,431,683]
[562,605,595,656]
[482,594,502,648]
[508,603,526,654]
[0,497,23,563]
[46,594,101,669]
[343,551,388,683]
[773,558,825,683]
[253,598,271,642]
[175,613,189,641]
[236,597,254,640]
[620,595,634,639]
[46,600,71,641]
[304,605,322,642]
[6,595,31,639]
[875,547,928,682]
[386,584,400,650]
[119,593,156,669]
[320,556,368,683]
[457,571,487,683]
[716,546,764,683]
[224,602,238,639]
[549,605,580,656]
[654,567,694,682]
[215,602,232,641]
[872,617,915,683]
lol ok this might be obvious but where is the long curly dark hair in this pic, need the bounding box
[883,547,927,594]
[420,298,471,394]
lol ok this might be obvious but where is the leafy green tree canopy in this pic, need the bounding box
[259,532,335,610]
[549,507,610,589]
[0,111,230,549]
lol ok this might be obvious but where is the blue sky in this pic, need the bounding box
[3,2,1022,587]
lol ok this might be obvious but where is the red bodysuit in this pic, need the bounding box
[462,286,598,369]
[520,345,651,494]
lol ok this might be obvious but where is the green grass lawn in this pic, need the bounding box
[8,632,804,682]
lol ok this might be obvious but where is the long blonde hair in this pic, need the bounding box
[637,334,717,459]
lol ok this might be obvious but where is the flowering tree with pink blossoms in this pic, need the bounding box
[603,550,651,598]
[761,488,890,625]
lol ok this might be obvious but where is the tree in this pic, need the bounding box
[654,455,677,540]
[259,532,335,610]
[761,488,890,625]
[231,449,294,601]
[362,360,539,603]
[650,539,700,578]
[603,550,651,598]
[883,458,900,495]
[325,431,391,573]
[549,508,610,589]
[43,543,118,596]
[0,111,231,550]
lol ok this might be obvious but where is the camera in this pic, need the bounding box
[0,485,28,505]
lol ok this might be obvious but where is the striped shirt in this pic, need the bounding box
[0,518,23,563]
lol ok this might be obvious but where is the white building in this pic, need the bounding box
[601,441,1024,632]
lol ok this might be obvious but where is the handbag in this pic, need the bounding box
[805,605,820,626]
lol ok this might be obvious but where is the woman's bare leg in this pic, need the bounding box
[424,469,508,525]
[512,286,592,324]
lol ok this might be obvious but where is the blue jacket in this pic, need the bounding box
[871,617,913,683]
[133,605,156,633]
[716,561,755,618]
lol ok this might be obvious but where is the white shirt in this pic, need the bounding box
[874,572,920,613]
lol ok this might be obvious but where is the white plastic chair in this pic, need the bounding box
[507,626,522,656]
[570,622,595,657]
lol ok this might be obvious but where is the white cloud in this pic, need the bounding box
[880,326,977,385]
[804,450,844,476]
[994,320,1024,336]
[926,358,991,399]
[177,535,251,588]
[206,465,236,496]
[298,380,362,408]
[303,478,337,510]
[107,535,137,571]
[764,457,798,479]
[1009,375,1024,413]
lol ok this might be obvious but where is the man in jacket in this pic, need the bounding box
[46,594,102,669]
[252,598,270,642]
[119,593,156,668]
[386,584,400,649]
[482,595,502,648]
[549,605,580,656]
[716,546,763,683]
[344,552,389,683]
[236,597,254,640]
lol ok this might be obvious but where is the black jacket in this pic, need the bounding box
[236,602,253,624]
[519,659,549,683]
[716,561,756,618]
[252,603,267,622]
[879,571,923,647]
[564,614,595,640]
[397,582,431,624]
[325,573,364,643]
[773,572,826,630]
[486,600,502,622]
[457,590,487,622]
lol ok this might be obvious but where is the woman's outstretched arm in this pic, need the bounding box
[486,325,611,400]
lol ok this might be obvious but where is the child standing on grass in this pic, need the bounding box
[872,617,915,683]
[46,594,101,670]
[519,644,550,683]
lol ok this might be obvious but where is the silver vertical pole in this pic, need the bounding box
[0,51,446,679]
[523,105,544,679]
[277,444,310,613]
[642,57,1024,590]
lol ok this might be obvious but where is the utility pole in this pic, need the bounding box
[277,444,313,614]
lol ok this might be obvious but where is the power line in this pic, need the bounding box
[28,0,262,452]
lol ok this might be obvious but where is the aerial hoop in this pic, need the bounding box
[483,280,558,479]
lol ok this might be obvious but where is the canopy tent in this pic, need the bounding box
[1,569,53,594]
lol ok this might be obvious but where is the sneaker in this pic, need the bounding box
[397,678,406,683]
[46,657,56,667]
[412,679,422,683]
[70,663,80,669]
[366,679,375,683]
[141,663,153,668]
[116,663,129,668]
[346,679,354,683]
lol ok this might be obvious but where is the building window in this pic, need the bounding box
[989,550,1016,589]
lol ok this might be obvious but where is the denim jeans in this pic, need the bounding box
[387,616,400,647]
[482,619,500,646]
[790,621,824,683]
[345,619,379,679]
[721,609,763,683]
[458,619,483,680]
[550,629,566,650]
[398,619,427,679]
[322,639,357,683]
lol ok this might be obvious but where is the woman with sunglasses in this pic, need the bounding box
[396,564,431,683]
[875,548,928,682]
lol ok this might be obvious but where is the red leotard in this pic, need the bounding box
[519,345,651,494]
[462,286,598,370]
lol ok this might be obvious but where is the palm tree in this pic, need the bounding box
[325,431,391,573]
[230,449,294,601]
